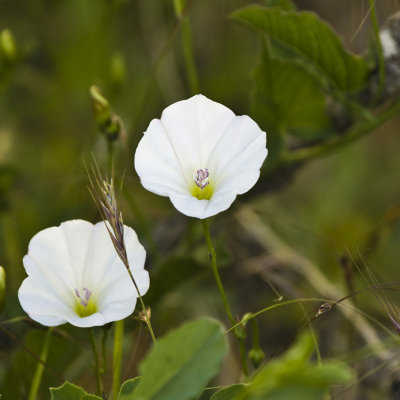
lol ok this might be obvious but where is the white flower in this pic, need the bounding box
[18,220,149,328]
[380,28,398,59]
[134,94,268,219]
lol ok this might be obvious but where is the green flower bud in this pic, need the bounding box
[241,313,252,326]
[0,29,17,64]
[90,85,111,125]
[89,86,121,142]
[234,324,246,341]
[249,346,265,369]
[0,266,5,312]
[234,313,252,340]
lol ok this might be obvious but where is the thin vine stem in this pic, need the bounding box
[28,327,53,400]
[173,0,200,95]
[284,98,400,164]
[88,328,103,396]
[225,290,400,339]
[112,319,124,400]
[201,219,234,323]
[201,218,248,376]
[126,267,156,344]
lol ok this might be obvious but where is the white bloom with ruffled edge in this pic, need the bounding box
[134,94,268,219]
[18,220,149,328]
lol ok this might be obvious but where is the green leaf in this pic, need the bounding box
[50,382,87,400]
[232,6,370,92]
[210,384,247,400]
[252,43,333,146]
[264,0,296,11]
[133,318,228,400]
[118,377,143,400]
[233,334,353,400]
[50,382,101,400]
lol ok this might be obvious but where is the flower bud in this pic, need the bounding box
[0,266,5,312]
[0,29,17,64]
[90,85,111,125]
[249,346,265,369]
[89,85,121,142]
[234,324,246,340]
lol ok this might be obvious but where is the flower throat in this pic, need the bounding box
[74,287,97,317]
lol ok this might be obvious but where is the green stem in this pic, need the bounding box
[28,327,53,400]
[285,98,400,164]
[126,267,157,344]
[0,316,28,325]
[333,88,374,122]
[88,328,103,396]
[238,340,249,377]
[201,218,248,376]
[297,302,321,366]
[369,0,385,103]
[100,326,109,376]
[226,298,328,334]
[112,320,124,400]
[173,0,200,95]
[201,219,234,323]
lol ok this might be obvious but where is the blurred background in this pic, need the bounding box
[1,0,400,399]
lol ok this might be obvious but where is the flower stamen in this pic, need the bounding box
[75,287,92,306]
[191,168,214,200]
[75,287,97,317]
[194,168,210,189]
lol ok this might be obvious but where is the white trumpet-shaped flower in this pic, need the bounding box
[18,220,149,328]
[134,94,268,219]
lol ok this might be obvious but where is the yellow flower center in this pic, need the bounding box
[191,168,214,200]
[74,288,97,317]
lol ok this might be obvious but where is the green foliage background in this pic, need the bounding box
[1,0,400,399]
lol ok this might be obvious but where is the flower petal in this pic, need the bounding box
[88,223,148,293]
[18,278,69,326]
[83,221,125,292]
[160,94,235,171]
[209,115,267,194]
[65,312,106,328]
[125,226,147,271]
[170,191,237,219]
[100,298,137,325]
[25,224,82,300]
[59,220,95,284]
[135,119,188,196]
